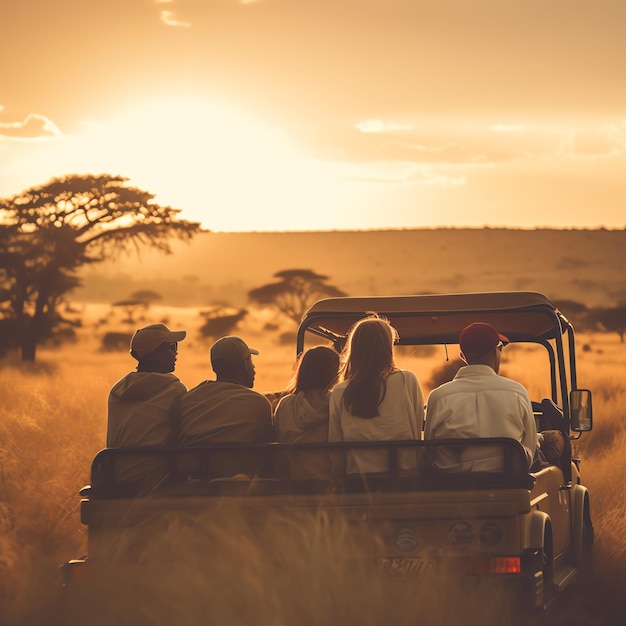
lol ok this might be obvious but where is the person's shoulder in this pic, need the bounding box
[109,371,134,389]
[162,372,185,384]
[250,387,270,399]
[275,392,295,412]
[426,378,456,400]
[274,393,295,427]
[331,381,348,393]
[170,376,187,393]
[498,375,530,394]
[119,371,183,387]
[247,388,273,409]
[140,372,181,379]
[396,368,418,383]
[329,383,346,406]
[146,372,185,385]
[182,380,214,400]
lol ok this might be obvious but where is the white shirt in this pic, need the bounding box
[424,364,537,471]
[329,370,424,474]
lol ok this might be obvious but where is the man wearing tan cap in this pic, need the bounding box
[178,336,274,474]
[424,322,538,472]
[106,323,187,492]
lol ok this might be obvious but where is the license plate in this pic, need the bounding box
[381,557,434,576]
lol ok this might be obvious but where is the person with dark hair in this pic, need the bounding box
[179,335,273,443]
[275,345,340,443]
[273,346,340,479]
[106,323,187,492]
[424,322,538,472]
[328,315,424,474]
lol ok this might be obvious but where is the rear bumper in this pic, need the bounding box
[382,549,544,611]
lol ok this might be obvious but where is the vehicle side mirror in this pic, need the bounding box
[570,389,592,432]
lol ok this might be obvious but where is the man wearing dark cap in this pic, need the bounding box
[424,322,537,471]
[178,336,274,472]
[107,323,187,492]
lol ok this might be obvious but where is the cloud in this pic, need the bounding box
[302,118,547,168]
[160,10,191,27]
[490,124,526,133]
[356,119,413,133]
[336,160,466,186]
[319,126,521,167]
[0,113,62,139]
[381,141,516,166]
[562,127,626,159]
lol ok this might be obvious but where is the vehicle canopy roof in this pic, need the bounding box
[298,291,569,349]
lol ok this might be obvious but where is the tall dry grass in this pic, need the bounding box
[1,319,625,625]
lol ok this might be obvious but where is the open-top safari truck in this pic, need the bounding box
[64,291,593,616]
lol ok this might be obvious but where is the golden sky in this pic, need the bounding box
[1,0,625,231]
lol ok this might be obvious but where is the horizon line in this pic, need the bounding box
[200,225,626,234]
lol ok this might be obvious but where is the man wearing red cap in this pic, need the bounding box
[424,322,537,471]
[107,323,188,492]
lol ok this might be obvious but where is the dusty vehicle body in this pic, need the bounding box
[67,292,593,613]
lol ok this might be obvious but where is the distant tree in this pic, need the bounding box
[100,331,134,352]
[199,307,248,339]
[130,290,163,307]
[0,174,202,361]
[112,299,148,326]
[553,299,590,329]
[554,299,588,316]
[608,288,626,307]
[248,269,347,325]
[588,306,626,343]
[428,358,464,389]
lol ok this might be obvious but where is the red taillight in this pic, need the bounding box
[467,556,521,575]
[62,559,88,584]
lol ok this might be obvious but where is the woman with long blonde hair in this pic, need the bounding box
[328,315,424,474]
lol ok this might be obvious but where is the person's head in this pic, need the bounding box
[342,314,398,380]
[288,345,340,395]
[130,323,186,373]
[459,322,509,372]
[210,335,259,388]
[341,314,399,418]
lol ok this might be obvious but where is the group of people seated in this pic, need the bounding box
[105,316,566,493]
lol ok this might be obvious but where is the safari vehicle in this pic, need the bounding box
[64,291,593,615]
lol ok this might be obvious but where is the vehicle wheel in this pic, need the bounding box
[573,492,594,566]
[541,527,555,609]
[582,500,594,558]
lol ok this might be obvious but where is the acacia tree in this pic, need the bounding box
[111,299,149,326]
[588,306,626,343]
[130,289,163,306]
[248,269,347,325]
[0,174,202,361]
[199,307,248,339]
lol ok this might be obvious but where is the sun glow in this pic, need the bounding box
[82,98,340,231]
[7,97,348,232]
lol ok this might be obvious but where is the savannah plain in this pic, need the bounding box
[2,228,626,625]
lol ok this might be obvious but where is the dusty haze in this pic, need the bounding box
[77,228,626,308]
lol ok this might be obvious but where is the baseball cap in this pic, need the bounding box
[130,323,187,359]
[210,336,259,369]
[459,322,509,356]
